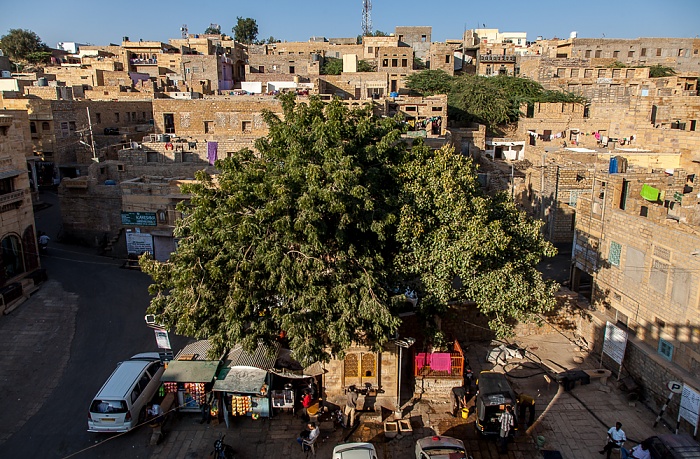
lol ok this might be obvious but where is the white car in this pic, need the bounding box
[415,436,472,459]
[87,353,164,433]
[332,442,378,459]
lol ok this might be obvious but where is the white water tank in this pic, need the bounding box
[570,31,578,39]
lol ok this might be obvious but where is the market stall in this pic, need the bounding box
[211,341,280,425]
[161,340,222,414]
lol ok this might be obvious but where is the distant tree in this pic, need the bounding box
[204,24,221,35]
[264,36,281,44]
[25,51,52,64]
[233,17,259,44]
[413,56,426,70]
[647,64,676,78]
[369,30,388,37]
[405,69,453,96]
[357,60,375,72]
[321,57,343,75]
[0,28,48,61]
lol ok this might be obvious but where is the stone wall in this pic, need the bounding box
[152,98,283,137]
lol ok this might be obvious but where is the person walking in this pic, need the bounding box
[499,405,514,454]
[600,422,626,458]
[344,385,359,428]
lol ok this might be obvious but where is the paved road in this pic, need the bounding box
[0,190,189,459]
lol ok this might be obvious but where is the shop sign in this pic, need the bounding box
[154,328,172,350]
[121,211,157,226]
[126,232,154,255]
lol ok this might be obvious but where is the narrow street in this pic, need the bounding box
[0,190,189,459]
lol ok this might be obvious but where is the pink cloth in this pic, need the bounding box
[415,353,430,369]
[430,353,452,372]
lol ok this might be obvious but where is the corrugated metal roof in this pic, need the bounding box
[174,340,215,361]
[224,341,280,370]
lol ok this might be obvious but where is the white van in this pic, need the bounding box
[87,353,164,433]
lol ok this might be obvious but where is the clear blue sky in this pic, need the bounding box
[1,0,698,47]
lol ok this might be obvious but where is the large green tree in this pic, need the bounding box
[232,17,259,44]
[0,28,48,61]
[141,94,557,363]
[396,144,558,336]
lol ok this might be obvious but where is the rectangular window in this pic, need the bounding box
[432,106,442,112]
[557,68,566,77]
[570,68,579,77]
[402,58,407,67]
[678,49,684,57]
[421,35,426,42]
[367,46,373,53]
[641,48,647,57]
[289,65,295,74]
[242,121,252,133]
[609,241,622,267]
[656,48,662,56]
[569,190,583,207]
[445,55,450,64]
[131,112,136,121]
[405,106,417,112]
[628,50,634,58]
[612,69,621,78]
[613,51,620,58]
[584,69,593,78]
[626,69,635,78]
[585,50,591,58]
[658,338,674,361]
[114,113,120,122]
[391,59,398,67]
[595,50,601,58]
[126,112,130,122]
[382,59,389,67]
[96,113,101,124]
[598,69,606,77]
[258,65,264,72]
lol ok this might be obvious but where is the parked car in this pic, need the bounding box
[415,435,472,459]
[103,127,120,135]
[332,442,378,459]
[645,434,700,459]
[87,353,164,433]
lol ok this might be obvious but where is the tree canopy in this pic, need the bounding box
[204,24,221,35]
[0,29,48,61]
[233,17,258,44]
[406,71,587,131]
[321,58,375,75]
[141,94,557,363]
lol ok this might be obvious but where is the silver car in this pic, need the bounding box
[415,435,472,459]
[332,442,378,459]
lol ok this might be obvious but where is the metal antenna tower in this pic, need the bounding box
[362,0,372,37]
[180,24,188,39]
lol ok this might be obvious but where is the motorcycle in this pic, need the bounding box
[211,433,235,459]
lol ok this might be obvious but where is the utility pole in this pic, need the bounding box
[86,107,97,161]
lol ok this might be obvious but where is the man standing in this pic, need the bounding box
[517,393,536,427]
[600,422,626,458]
[499,405,514,454]
[344,385,359,428]
[450,384,467,417]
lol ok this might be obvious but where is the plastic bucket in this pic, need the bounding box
[461,408,469,419]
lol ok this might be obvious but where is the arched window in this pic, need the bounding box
[30,122,37,134]
[1,234,25,280]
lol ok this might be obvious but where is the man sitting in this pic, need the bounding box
[296,422,320,451]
